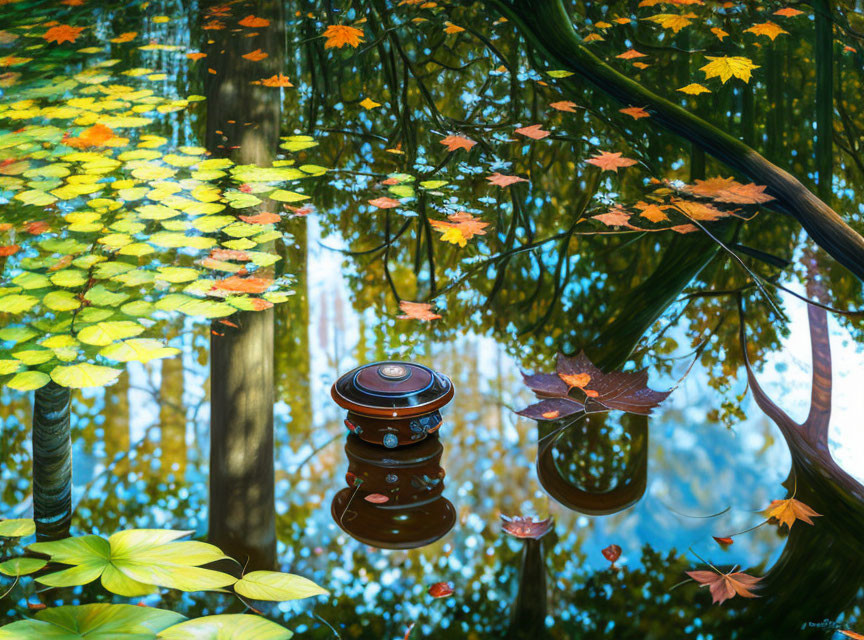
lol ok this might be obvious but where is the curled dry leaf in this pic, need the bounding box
[364,493,390,504]
[500,515,553,539]
[602,544,622,565]
[686,569,762,604]
[428,582,454,598]
[712,536,734,548]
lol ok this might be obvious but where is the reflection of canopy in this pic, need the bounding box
[330,434,455,549]
[536,413,648,516]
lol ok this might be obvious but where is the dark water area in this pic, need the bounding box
[0,0,863,638]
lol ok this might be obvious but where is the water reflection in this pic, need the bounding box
[331,433,454,550]
[537,413,648,516]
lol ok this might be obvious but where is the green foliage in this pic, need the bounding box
[0,603,185,640]
[156,614,294,640]
[0,518,35,538]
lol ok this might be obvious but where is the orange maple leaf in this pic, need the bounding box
[515,124,550,139]
[549,100,578,112]
[64,124,115,149]
[43,24,85,44]
[368,197,401,209]
[439,134,476,152]
[745,21,788,41]
[322,24,365,49]
[559,372,591,388]
[634,200,670,222]
[616,48,646,60]
[593,209,635,228]
[774,7,804,17]
[242,49,268,61]
[586,151,638,172]
[239,212,281,224]
[398,301,441,321]
[487,172,527,187]
[765,498,821,529]
[257,74,293,87]
[186,52,207,61]
[110,32,137,43]
[686,569,762,604]
[620,106,650,119]
[238,15,270,28]
[213,276,273,294]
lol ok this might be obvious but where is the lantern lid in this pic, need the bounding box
[331,361,454,418]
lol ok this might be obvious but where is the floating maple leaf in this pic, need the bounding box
[213,276,272,294]
[439,134,476,152]
[602,544,622,566]
[238,15,270,28]
[686,569,762,604]
[428,582,454,598]
[514,124,550,139]
[242,49,268,62]
[239,212,280,224]
[517,352,670,420]
[745,21,788,41]
[186,52,207,61]
[43,25,85,44]
[111,32,137,44]
[616,48,647,59]
[64,124,115,149]
[700,56,759,84]
[620,106,650,119]
[430,212,489,247]
[593,208,636,228]
[501,515,553,539]
[487,172,527,187]
[686,177,774,204]
[764,497,821,529]
[678,83,711,95]
[258,74,293,87]
[368,197,401,209]
[774,7,804,17]
[398,301,441,321]
[549,100,578,112]
[634,200,670,222]
[322,24,364,49]
[642,12,698,33]
[586,151,638,172]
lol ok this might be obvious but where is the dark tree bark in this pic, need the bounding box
[32,381,72,541]
[203,0,285,570]
[507,538,549,640]
[815,0,834,201]
[490,0,864,281]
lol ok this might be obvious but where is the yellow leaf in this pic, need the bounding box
[745,21,789,41]
[700,56,759,83]
[359,97,380,110]
[678,83,711,95]
[642,12,698,33]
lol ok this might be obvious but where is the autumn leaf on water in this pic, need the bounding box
[774,7,804,17]
[213,276,273,294]
[430,211,489,247]
[110,32,137,43]
[0,245,19,256]
[428,582,454,598]
[238,15,270,28]
[514,124,550,139]
[368,197,401,209]
[593,208,636,228]
[242,49,268,62]
[500,515,553,539]
[549,100,578,112]
[487,172,527,187]
[764,498,821,529]
[642,12,698,33]
[398,301,441,321]
[186,52,207,61]
[359,97,380,110]
[687,177,774,204]
[678,83,711,95]
[586,151,638,172]
[620,106,650,119]
[517,352,670,420]
[602,544,622,566]
[257,74,293,87]
[322,24,365,49]
[634,200,670,222]
[239,212,281,224]
[700,56,759,83]
[43,25,85,44]
[686,569,762,604]
[64,124,115,149]
[439,134,476,152]
[443,22,465,34]
[711,27,729,41]
[745,22,788,41]
[670,198,728,222]
[616,48,647,59]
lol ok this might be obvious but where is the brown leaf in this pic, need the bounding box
[439,134,476,152]
[764,498,821,529]
[514,123,550,139]
[686,569,762,604]
[486,172,527,187]
[397,301,441,321]
[602,544,622,564]
[501,515,553,539]
[586,151,638,172]
[516,397,584,421]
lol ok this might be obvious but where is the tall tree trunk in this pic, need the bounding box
[203,0,284,570]
[815,0,834,201]
[490,0,864,281]
[32,382,72,541]
[160,353,187,478]
[507,538,549,640]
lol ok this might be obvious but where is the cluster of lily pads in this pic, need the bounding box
[0,518,325,638]
[0,27,326,391]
